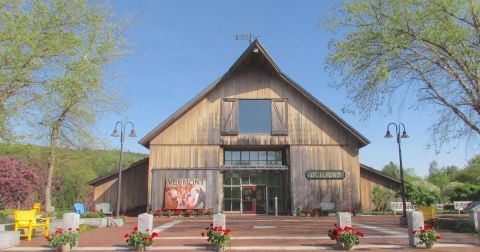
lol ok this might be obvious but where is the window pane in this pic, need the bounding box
[258,174,267,184]
[232,177,241,185]
[259,151,267,160]
[250,175,258,184]
[231,187,240,198]
[240,160,250,165]
[267,151,276,161]
[241,151,249,161]
[224,187,231,198]
[259,160,267,166]
[224,160,232,165]
[223,177,230,185]
[250,160,259,166]
[250,151,258,160]
[232,199,240,211]
[225,151,232,161]
[238,100,271,133]
[241,176,249,185]
[224,199,231,211]
[275,151,282,161]
[232,160,241,165]
[232,151,240,160]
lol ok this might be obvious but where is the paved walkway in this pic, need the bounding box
[4,215,480,251]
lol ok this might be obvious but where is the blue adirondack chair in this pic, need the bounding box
[73,202,86,214]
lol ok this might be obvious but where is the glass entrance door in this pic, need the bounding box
[241,186,267,214]
[241,186,256,214]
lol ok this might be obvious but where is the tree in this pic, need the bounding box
[371,185,394,211]
[0,157,41,209]
[1,0,127,212]
[426,160,453,190]
[324,0,480,147]
[455,154,480,183]
[382,161,400,179]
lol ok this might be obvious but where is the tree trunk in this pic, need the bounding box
[45,126,59,213]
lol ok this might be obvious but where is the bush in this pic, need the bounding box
[447,183,480,201]
[80,211,104,218]
[405,180,440,206]
[371,186,394,211]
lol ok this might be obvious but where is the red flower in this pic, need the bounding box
[149,238,153,242]
[124,233,129,238]
[126,239,129,243]
[151,232,158,238]
[45,235,51,242]
[134,226,138,232]
[76,228,80,231]
[436,235,441,240]
[201,232,205,237]
[412,231,417,234]
[210,223,213,227]
[68,228,72,231]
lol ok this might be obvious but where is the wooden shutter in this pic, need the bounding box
[271,98,288,135]
[220,98,238,135]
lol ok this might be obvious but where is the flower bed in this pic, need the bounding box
[124,226,158,251]
[152,208,216,217]
[202,223,231,251]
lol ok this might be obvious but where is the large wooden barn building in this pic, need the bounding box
[89,41,400,215]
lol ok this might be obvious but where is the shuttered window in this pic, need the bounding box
[221,98,288,136]
[220,98,238,135]
[271,99,288,135]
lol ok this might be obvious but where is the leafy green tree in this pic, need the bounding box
[382,161,400,179]
[371,186,394,211]
[405,180,441,206]
[426,160,456,190]
[324,0,480,147]
[446,183,480,201]
[455,154,480,184]
[0,0,126,212]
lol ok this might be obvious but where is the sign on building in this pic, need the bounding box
[306,170,345,180]
[164,178,207,209]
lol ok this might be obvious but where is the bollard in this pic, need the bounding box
[407,211,424,247]
[213,213,226,229]
[138,213,153,234]
[336,212,352,228]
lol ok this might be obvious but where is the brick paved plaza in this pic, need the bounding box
[3,215,480,251]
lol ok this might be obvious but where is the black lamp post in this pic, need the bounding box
[384,123,409,220]
[111,121,137,217]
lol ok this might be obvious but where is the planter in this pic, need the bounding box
[337,242,354,250]
[211,244,226,252]
[135,246,145,251]
[425,242,435,249]
[60,244,71,252]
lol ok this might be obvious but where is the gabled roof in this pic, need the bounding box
[88,157,148,186]
[139,40,370,148]
[360,163,401,185]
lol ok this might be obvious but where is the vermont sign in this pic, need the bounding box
[306,170,345,180]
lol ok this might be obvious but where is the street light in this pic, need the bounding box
[111,121,137,217]
[385,123,409,221]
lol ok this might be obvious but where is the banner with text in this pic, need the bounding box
[164,178,206,209]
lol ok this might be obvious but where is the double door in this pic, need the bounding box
[241,185,266,214]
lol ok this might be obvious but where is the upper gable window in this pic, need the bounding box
[238,100,271,134]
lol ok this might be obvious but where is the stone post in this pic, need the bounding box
[407,211,424,247]
[138,213,153,234]
[62,213,80,231]
[213,213,226,229]
[336,212,352,228]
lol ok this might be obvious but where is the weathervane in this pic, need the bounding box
[235,33,258,44]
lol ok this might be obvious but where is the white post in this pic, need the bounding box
[407,211,424,247]
[138,213,153,234]
[213,213,226,229]
[336,212,352,228]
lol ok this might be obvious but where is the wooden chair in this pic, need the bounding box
[13,210,50,241]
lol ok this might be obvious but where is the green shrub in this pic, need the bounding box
[447,183,480,201]
[405,180,440,206]
[79,224,95,232]
[372,186,394,211]
[80,212,104,218]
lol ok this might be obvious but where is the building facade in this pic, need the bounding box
[90,41,400,214]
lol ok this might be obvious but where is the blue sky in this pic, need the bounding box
[99,0,477,177]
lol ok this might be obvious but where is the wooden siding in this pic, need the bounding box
[360,169,401,211]
[149,62,358,147]
[289,145,360,213]
[151,169,221,211]
[92,162,148,212]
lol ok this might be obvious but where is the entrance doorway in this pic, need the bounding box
[241,185,266,214]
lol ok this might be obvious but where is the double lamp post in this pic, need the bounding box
[111,121,137,217]
[384,122,409,220]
